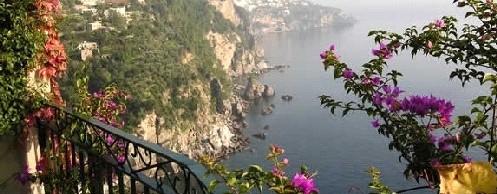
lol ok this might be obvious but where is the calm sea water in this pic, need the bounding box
[225,3,487,193]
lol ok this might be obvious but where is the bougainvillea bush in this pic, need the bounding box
[320,0,497,187]
[201,144,319,194]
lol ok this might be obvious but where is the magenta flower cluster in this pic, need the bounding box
[400,95,454,126]
[291,173,319,194]
[434,19,445,29]
[90,89,127,144]
[371,85,455,131]
[320,44,340,61]
[373,85,404,111]
[429,133,472,166]
[342,68,354,79]
[15,157,50,185]
[15,165,32,185]
[362,77,381,86]
[372,42,393,59]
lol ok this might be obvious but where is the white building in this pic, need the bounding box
[87,21,103,31]
[77,41,99,61]
[79,0,104,6]
[105,6,126,17]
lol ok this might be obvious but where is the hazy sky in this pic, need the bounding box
[309,0,468,29]
[310,0,455,11]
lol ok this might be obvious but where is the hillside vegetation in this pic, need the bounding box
[59,0,247,131]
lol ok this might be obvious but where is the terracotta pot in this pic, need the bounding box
[435,161,497,194]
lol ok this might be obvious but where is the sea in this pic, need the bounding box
[224,1,488,193]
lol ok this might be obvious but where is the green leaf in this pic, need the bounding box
[227,177,236,186]
[465,12,475,18]
[248,165,263,173]
[483,73,497,83]
[207,180,218,191]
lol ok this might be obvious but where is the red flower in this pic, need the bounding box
[38,66,57,80]
[36,157,48,172]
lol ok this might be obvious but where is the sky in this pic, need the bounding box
[307,0,471,31]
[310,0,454,11]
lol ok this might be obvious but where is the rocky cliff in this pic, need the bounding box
[208,0,241,26]
[131,0,268,159]
[206,0,268,77]
[133,75,251,159]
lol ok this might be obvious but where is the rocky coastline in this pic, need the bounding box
[132,0,332,162]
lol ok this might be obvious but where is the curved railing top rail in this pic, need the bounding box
[45,104,222,194]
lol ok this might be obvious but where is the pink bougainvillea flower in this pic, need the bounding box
[372,77,381,85]
[106,101,117,108]
[373,92,383,105]
[272,167,285,177]
[329,44,335,51]
[439,141,453,152]
[362,77,372,85]
[428,133,438,144]
[24,115,36,127]
[371,119,380,128]
[117,155,126,164]
[282,158,289,165]
[431,158,441,167]
[463,156,472,163]
[342,68,354,79]
[271,144,285,154]
[291,173,318,194]
[98,117,106,123]
[319,51,328,59]
[434,19,445,29]
[362,77,381,86]
[426,40,433,49]
[372,42,393,59]
[15,165,32,185]
[36,157,48,172]
[106,134,115,145]
[399,95,454,126]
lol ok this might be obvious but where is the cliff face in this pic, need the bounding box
[208,0,241,26]
[133,0,264,159]
[134,83,248,159]
[206,0,267,78]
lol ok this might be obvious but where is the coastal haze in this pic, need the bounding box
[226,0,485,192]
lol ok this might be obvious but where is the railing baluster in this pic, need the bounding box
[89,162,96,194]
[79,151,87,193]
[130,177,136,194]
[118,170,125,194]
[107,166,114,194]
[144,186,150,194]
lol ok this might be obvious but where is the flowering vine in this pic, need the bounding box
[34,0,67,105]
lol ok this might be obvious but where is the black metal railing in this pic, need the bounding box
[36,105,220,194]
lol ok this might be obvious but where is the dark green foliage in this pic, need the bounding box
[0,0,45,135]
